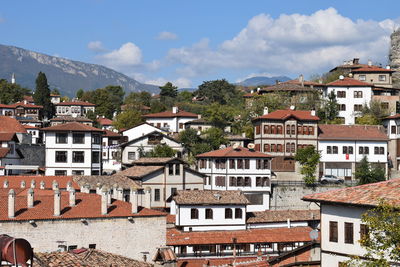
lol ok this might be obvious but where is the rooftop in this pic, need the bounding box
[173,190,250,205]
[247,209,320,224]
[351,66,394,73]
[0,132,18,141]
[73,175,141,190]
[0,148,10,158]
[11,101,43,109]
[143,109,198,118]
[327,77,373,87]
[303,178,400,207]
[0,176,80,190]
[42,122,103,132]
[97,117,113,125]
[254,109,320,121]
[196,146,272,158]
[132,157,177,164]
[55,101,96,106]
[116,165,164,178]
[318,124,387,141]
[260,83,316,93]
[0,116,28,133]
[49,116,93,122]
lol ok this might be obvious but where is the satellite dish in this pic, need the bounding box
[232,143,240,150]
[247,143,255,149]
[309,229,319,241]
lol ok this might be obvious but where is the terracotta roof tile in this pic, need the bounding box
[0,148,10,158]
[117,165,164,178]
[97,117,113,125]
[49,116,93,122]
[384,114,400,120]
[254,109,320,121]
[352,66,394,73]
[0,116,28,133]
[303,178,400,207]
[260,83,316,93]
[133,157,175,164]
[167,227,314,246]
[143,110,198,118]
[282,79,325,87]
[0,104,14,108]
[11,101,43,109]
[196,146,273,158]
[0,132,17,141]
[0,176,80,190]
[318,124,387,141]
[42,122,103,132]
[103,129,121,137]
[327,77,373,87]
[173,190,250,205]
[73,175,141,190]
[56,101,96,106]
[247,210,320,224]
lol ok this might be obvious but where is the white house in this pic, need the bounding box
[121,122,163,141]
[0,104,15,116]
[42,122,103,176]
[303,179,400,266]
[102,129,122,174]
[24,125,41,144]
[318,124,388,180]
[55,100,96,117]
[325,77,373,125]
[382,114,400,171]
[171,190,249,232]
[50,93,61,104]
[143,107,199,133]
[196,145,273,212]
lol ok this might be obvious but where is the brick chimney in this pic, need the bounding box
[69,188,76,207]
[172,106,179,114]
[101,187,108,215]
[40,181,45,189]
[27,188,34,208]
[54,190,61,216]
[130,188,138,214]
[66,181,72,191]
[144,187,151,209]
[30,179,36,189]
[8,189,15,218]
[3,180,8,188]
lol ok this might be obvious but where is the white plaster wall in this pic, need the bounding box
[122,124,162,141]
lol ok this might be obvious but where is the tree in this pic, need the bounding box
[33,72,53,118]
[125,91,152,107]
[86,110,99,128]
[76,88,84,99]
[160,82,178,98]
[356,115,380,125]
[318,91,338,122]
[81,86,125,118]
[202,127,228,150]
[144,144,176,157]
[112,109,143,131]
[355,156,386,185]
[178,128,201,153]
[0,79,30,104]
[294,146,321,185]
[177,91,193,103]
[203,103,237,129]
[51,88,60,95]
[359,100,390,124]
[195,79,239,105]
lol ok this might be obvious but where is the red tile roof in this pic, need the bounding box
[318,124,387,141]
[143,110,198,118]
[303,178,400,207]
[56,101,96,106]
[352,66,394,73]
[247,210,320,224]
[173,190,250,205]
[103,129,121,137]
[0,104,13,108]
[23,125,39,130]
[23,95,34,102]
[254,109,319,121]
[384,114,400,120]
[282,79,325,87]
[0,148,10,158]
[0,176,80,190]
[0,116,27,133]
[167,226,314,246]
[0,132,17,141]
[196,146,273,158]
[11,101,43,109]
[42,122,103,132]
[327,77,373,87]
[97,117,113,125]
[0,189,166,221]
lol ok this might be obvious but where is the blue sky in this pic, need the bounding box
[1,0,400,88]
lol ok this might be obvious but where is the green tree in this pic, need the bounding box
[144,144,176,157]
[51,88,60,95]
[177,91,193,103]
[355,156,386,185]
[318,91,338,122]
[76,88,84,99]
[294,146,321,185]
[160,82,178,98]
[33,72,53,118]
[0,79,30,104]
[86,110,99,128]
[359,100,390,124]
[125,91,152,107]
[112,109,143,131]
[204,103,237,129]
[178,128,201,153]
[356,115,380,125]
[150,100,166,113]
[81,86,124,118]
[202,127,228,150]
[195,79,239,105]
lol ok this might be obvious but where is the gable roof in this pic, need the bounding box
[49,116,93,123]
[0,132,18,142]
[11,102,43,109]
[318,124,387,141]
[120,131,181,147]
[327,77,373,87]
[303,178,400,207]
[196,146,272,158]
[143,110,198,118]
[260,83,316,93]
[247,209,320,224]
[97,117,113,125]
[0,176,80,190]
[0,148,10,158]
[42,122,103,132]
[103,129,121,137]
[55,101,95,106]
[173,190,249,205]
[73,175,141,190]
[0,116,28,133]
[116,165,164,178]
[352,66,394,73]
[254,109,320,121]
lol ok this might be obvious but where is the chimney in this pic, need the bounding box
[311,109,316,117]
[117,187,124,201]
[112,184,118,199]
[101,187,108,215]
[107,188,112,205]
[69,188,76,207]
[30,180,36,189]
[66,181,72,191]
[96,183,102,194]
[263,107,269,115]
[353,58,359,65]
[299,74,304,87]
[144,187,151,209]
[172,106,178,114]
[27,188,34,208]
[130,188,138,214]
[290,105,295,110]
[40,181,45,189]
[8,189,15,218]
[20,180,26,188]
[257,87,260,92]
[368,60,372,67]
[386,65,391,70]
[81,183,90,193]
[339,75,344,80]
[52,180,59,191]
[54,190,61,216]
[287,218,291,228]
[197,114,202,119]
[3,180,8,188]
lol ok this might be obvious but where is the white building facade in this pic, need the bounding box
[55,101,96,117]
[143,107,199,133]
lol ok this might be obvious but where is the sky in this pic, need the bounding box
[1,0,400,89]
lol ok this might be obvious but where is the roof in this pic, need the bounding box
[352,66,394,73]
[143,110,198,118]
[55,101,95,106]
[0,116,28,133]
[11,102,43,109]
[173,190,250,205]
[0,148,10,158]
[327,77,373,87]
[247,210,320,224]
[260,83,316,93]
[282,79,325,87]
[254,109,320,121]
[0,104,14,108]
[42,122,103,132]
[384,114,400,120]
[103,129,121,137]
[23,125,39,130]
[153,247,177,263]
[35,248,152,267]
[73,175,141,190]
[49,116,93,122]
[167,226,314,246]
[132,157,176,164]
[116,165,164,178]
[97,117,113,125]
[303,178,400,207]
[0,176,80,190]
[0,132,18,141]
[0,189,166,221]
[196,146,273,158]
[185,118,211,125]
[318,124,387,141]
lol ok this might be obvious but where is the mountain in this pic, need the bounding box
[0,44,160,97]
[237,76,291,86]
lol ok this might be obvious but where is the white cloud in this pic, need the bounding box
[156,31,178,40]
[88,41,106,52]
[144,77,192,88]
[97,42,142,71]
[167,8,399,78]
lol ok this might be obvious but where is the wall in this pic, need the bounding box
[123,124,162,141]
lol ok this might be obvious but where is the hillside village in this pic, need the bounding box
[1,26,400,267]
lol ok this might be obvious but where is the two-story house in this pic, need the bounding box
[196,145,273,212]
[253,108,319,181]
[102,129,123,174]
[0,104,15,116]
[42,122,103,176]
[11,101,43,120]
[143,107,199,133]
[382,114,400,171]
[351,64,394,88]
[55,101,96,117]
[318,124,388,180]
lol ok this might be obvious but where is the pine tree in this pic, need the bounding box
[33,72,53,118]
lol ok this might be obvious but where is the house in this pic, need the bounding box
[324,77,373,125]
[318,124,388,180]
[383,114,400,171]
[120,131,184,164]
[116,157,205,209]
[102,129,123,174]
[196,145,273,212]
[122,122,164,141]
[184,118,213,132]
[0,104,15,116]
[351,64,394,88]
[252,108,319,181]
[97,116,114,130]
[11,101,43,119]
[303,178,400,266]
[24,125,41,144]
[42,122,104,176]
[50,93,61,104]
[55,100,96,117]
[49,116,93,126]
[143,107,199,133]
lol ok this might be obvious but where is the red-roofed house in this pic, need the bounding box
[11,101,43,119]
[351,65,394,88]
[196,146,273,212]
[55,100,96,117]
[97,116,114,131]
[143,106,199,133]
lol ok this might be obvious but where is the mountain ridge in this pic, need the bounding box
[237,76,291,86]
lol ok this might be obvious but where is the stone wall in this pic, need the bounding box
[390,29,400,87]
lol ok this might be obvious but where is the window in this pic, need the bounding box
[327,146,332,154]
[291,125,295,135]
[91,170,99,175]
[229,176,236,186]
[360,224,369,240]
[229,159,236,169]
[171,187,177,198]
[72,170,84,175]
[72,151,85,163]
[380,147,384,155]
[345,222,354,244]
[216,159,226,169]
[381,102,389,110]
[245,193,263,205]
[175,164,180,175]
[55,170,67,176]
[343,146,348,154]
[92,134,101,144]
[244,159,250,169]
[286,143,291,153]
[168,164,174,175]
[332,146,338,154]
[337,91,346,98]
[55,151,67,163]
[392,125,397,134]
[303,126,309,135]
[349,146,353,154]
[237,177,244,186]
[337,104,346,111]
[354,91,363,98]
[225,208,233,219]
[329,221,338,242]
[271,144,276,152]
[128,152,136,160]
[277,144,282,152]
[359,146,369,155]
[199,159,207,168]
[297,126,303,135]
[88,244,96,249]
[73,133,85,144]
[277,125,283,134]
[354,104,363,112]
[68,245,78,251]
[191,208,199,219]
[154,189,160,201]
[359,75,366,81]
[291,143,295,153]
[92,151,100,163]
[379,75,386,81]
[235,208,243,219]
[237,159,243,169]
[179,123,184,129]
[215,176,226,187]
[255,125,261,135]
[205,208,213,219]
[264,125,269,134]
[56,133,68,144]
[244,177,251,187]
[308,126,314,135]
